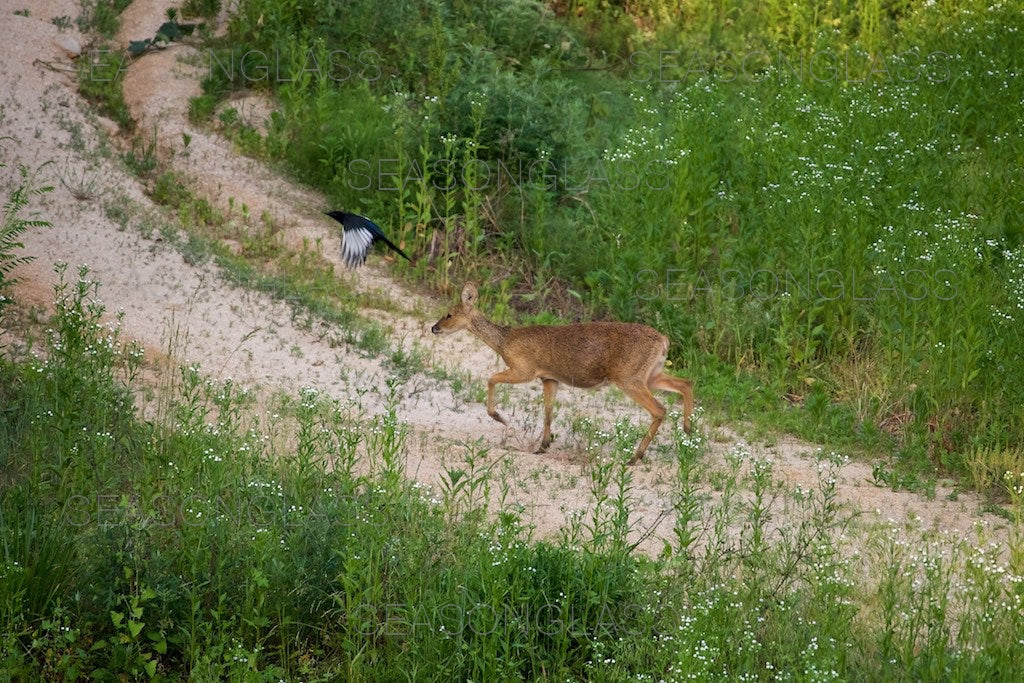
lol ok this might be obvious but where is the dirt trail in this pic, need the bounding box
[1,0,1010,554]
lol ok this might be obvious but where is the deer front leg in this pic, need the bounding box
[536,379,559,453]
[486,367,533,426]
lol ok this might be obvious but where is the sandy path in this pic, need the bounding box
[0,0,1011,555]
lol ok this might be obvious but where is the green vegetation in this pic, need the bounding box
[186,0,1024,490]
[181,0,221,22]
[76,0,133,39]
[5,1,1021,676]
[1,257,1022,679]
[77,48,133,131]
[0,159,52,315]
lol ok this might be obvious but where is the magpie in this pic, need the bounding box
[325,211,412,268]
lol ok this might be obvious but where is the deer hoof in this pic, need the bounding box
[489,411,508,425]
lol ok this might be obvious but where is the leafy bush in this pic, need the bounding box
[1,260,1022,678]
[210,0,1024,477]
[0,160,51,318]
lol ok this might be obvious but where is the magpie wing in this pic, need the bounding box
[326,211,412,268]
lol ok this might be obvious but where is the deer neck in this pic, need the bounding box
[469,311,509,354]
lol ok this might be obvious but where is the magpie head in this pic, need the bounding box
[324,210,352,224]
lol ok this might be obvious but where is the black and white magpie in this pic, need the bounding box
[325,211,412,268]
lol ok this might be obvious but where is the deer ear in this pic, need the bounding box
[461,282,478,306]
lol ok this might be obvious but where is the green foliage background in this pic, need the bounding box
[200,0,1024,473]
[4,2,1024,678]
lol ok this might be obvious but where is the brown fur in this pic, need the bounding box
[431,283,694,464]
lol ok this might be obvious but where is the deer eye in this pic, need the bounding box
[445,313,452,319]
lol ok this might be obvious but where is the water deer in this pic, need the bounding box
[431,283,694,464]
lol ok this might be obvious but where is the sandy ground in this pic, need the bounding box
[0,0,1013,556]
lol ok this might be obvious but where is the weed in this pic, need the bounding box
[76,48,133,130]
[55,161,106,201]
[385,342,428,381]
[211,0,1024,488]
[0,159,52,316]
[3,262,1024,679]
[187,94,218,124]
[182,0,221,21]
[76,0,132,40]
[121,133,158,178]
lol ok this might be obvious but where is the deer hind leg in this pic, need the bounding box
[616,379,668,465]
[536,379,559,454]
[486,367,535,426]
[649,372,694,434]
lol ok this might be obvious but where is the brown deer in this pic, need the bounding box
[431,282,694,464]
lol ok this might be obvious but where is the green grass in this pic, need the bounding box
[184,0,1024,491]
[76,47,134,131]
[0,157,1021,679]
[67,0,1024,495]
[72,1,137,128]
[2,260,1024,680]
[2,177,1021,683]
[76,0,133,38]
[8,2,1018,677]
[181,0,221,21]
[0,161,52,312]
